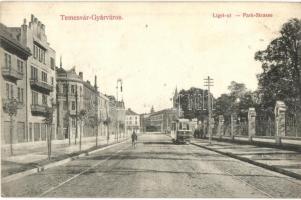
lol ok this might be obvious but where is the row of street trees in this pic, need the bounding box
[177,18,300,137]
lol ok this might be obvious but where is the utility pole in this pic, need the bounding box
[66,81,70,145]
[116,79,122,142]
[204,76,214,144]
[75,85,78,145]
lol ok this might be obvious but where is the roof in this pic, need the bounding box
[0,23,31,57]
[126,108,138,115]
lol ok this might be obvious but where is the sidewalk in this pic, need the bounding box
[211,135,301,152]
[191,138,301,180]
[1,136,127,178]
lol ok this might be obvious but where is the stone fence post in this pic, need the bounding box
[231,114,237,140]
[275,101,287,145]
[248,108,256,142]
[217,115,224,139]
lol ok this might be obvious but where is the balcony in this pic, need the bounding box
[30,78,53,93]
[2,98,24,111]
[31,104,50,116]
[2,67,23,81]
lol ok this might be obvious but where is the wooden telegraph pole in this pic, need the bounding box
[204,76,214,144]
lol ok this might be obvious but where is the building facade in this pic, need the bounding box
[125,108,140,134]
[56,66,84,141]
[1,14,57,146]
[1,23,31,145]
[143,108,177,133]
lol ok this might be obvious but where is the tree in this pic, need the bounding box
[255,18,301,113]
[3,98,19,156]
[44,99,56,160]
[214,82,257,120]
[178,87,210,121]
[78,109,87,151]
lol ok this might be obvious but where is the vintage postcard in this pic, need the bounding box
[0,1,301,198]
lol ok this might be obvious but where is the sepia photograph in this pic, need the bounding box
[0,1,301,198]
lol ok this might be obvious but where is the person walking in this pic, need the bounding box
[131,131,138,148]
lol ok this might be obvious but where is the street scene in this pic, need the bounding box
[1,2,301,198]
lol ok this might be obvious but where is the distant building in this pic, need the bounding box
[82,76,99,137]
[56,65,84,140]
[106,95,126,139]
[0,23,31,145]
[144,108,177,133]
[125,108,140,134]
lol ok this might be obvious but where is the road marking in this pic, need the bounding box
[39,146,128,197]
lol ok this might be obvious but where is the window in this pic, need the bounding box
[50,57,55,69]
[17,60,24,73]
[33,43,45,63]
[51,77,54,85]
[41,71,47,83]
[42,94,47,105]
[62,84,67,94]
[33,44,38,59]
[5,53,12,69]
[72,118,76,127]
[39,48,45,64]
[6,83,9,99]
[63,101,67,110]
[32,91,38,105]
[10,85,13,99]
[21,88,24,103]
[72,101,75,110]
[31,66,38,80]
[5,83,14,100]
[18,88,21,102]
[71,85,75,94]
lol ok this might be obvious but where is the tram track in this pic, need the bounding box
[189,141,301,195]
[180,143,274,197]
[39,144,131,197]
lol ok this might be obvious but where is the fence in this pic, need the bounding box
[256,114,275,137]
[286,113,301,137]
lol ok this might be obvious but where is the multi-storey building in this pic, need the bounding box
[125,108,140,134]
[106,95,126,139]
[99,93,109,137]
[20,15,57,142]
[1,23,31,145]
[82,76,99,137]
[1,14,57,146]
[56,65,84,141]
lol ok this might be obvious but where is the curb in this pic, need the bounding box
[2,139,129,183]
[210,136,301,153]
[191,142,301,181]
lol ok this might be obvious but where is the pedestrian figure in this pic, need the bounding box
[131,131,138,148]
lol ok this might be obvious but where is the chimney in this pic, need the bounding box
[60,55,62,68]
[79,72,83,80]
[20,18,28,46]
[94,75,97,89]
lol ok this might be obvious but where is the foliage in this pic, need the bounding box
[255,18,301,113]
[178,87,209,120]
[3,98,18,116]
[214,82,257,119]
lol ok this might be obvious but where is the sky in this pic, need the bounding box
[1,2,301,114]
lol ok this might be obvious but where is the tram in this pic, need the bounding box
[171,118,192,144]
